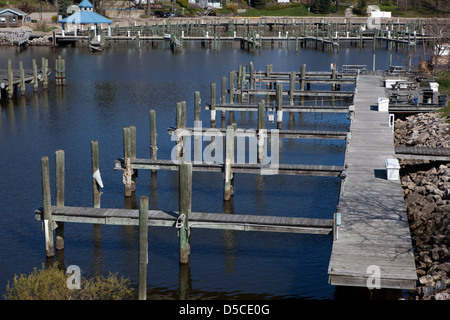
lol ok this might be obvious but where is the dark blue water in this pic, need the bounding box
[0,41,407,299]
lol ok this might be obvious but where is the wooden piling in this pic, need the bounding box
[276,84,283,130]
[7,59,13,99]
[32,59,38,92]
[41,156,54,257]
[129,125,137,160]
[91,140,101,208]
[289,71,295,105]
[331,63,336,91]
[221,77,226,121]
[123,127,133,197]
[19,61,25,95]
[229,71,235,104]
[210,82,216,128]
[300,64,306,91]
[149,110,157,174]
[194,91,201,122]
[55,150,65,251]
[138,195,149,300]
[258,100,265,163]
[223,125,235,201]
[41,58,48,90]
[179,162,192,265]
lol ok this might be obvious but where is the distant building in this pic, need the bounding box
[366,5,391,18]
[0,8,28,28]
[189,0,222,9]
[59,0,112,36]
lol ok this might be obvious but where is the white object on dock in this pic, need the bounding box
[377,97,389,112]
[385,158,400,180]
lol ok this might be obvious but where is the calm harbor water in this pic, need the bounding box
[0,40,408,300]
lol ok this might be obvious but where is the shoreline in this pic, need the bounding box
[394,112,450,300]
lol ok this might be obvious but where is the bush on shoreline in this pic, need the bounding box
[4,264,135,300]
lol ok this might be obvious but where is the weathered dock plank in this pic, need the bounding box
[167,127,348,139]
[204,103,351,113]
[35,206,333,235]
[328,74,417,290]
[114,158,345,177]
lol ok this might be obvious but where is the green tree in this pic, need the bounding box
[58,0,73,18]
[251,0,266,10]
[312,0,331,14]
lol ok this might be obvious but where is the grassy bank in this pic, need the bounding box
[435,74,450,119]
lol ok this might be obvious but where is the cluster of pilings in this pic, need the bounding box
[0,56,65,99]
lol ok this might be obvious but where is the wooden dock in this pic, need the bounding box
[114,158,345,177]
[34,206,333,235]
[205,103,351,113]
[0,57,62,98]
[167,127,349,140]
[328,75,417,290]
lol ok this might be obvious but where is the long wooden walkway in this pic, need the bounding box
[115,158,345,177]
[328,75,417,290]
[34,206,333,235]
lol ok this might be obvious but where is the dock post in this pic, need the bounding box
[221,77,226,122]
[91,140,101,208]
[41,156,54,257]
[55,150,65,251]
[32,59,38,92]
[249,61,254,103]
[149,110,157,174]
[179,162,192,265]
[129,125,138,192]
[258,100,265,163]
[123,127,133,197]
[194,91,201,122]
[300,64,306,91]
[176,102,186,160]
[19,61,25,95]
[41,58,48,90]
[276,84,283,130]
[239,65,246,104]
[7,59,13,99]
[229,71,235,104]
[223,125,235,201]
[289,71,295,121]
[266,64,272,89]
[210,82,216,128]
[331,63,336,91]
[138,195,149,300]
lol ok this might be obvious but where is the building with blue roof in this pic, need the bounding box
[59,0,112,36]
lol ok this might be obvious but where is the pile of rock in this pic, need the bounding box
[28,36,52,46]
[394,112,450,148]
[394,112,450,300]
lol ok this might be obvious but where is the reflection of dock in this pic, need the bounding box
[328,74,417,290]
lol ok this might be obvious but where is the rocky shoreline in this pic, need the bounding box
[394,112,450,300]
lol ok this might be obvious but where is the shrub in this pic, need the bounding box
[227,3,238,13]
[4,264,134,300]
[176,0,189,8]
